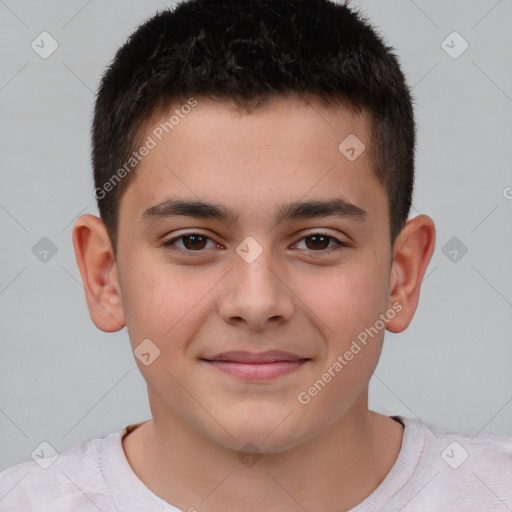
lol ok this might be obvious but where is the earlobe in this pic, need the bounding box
[386,215,436,333]
[72,214,126,332]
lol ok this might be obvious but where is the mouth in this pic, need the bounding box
[200,350,311,380]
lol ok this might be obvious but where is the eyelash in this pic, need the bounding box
[161,232,348,256]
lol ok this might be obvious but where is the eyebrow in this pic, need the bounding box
[141,197,368,225]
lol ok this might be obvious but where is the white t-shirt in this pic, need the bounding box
[1,415,511,511]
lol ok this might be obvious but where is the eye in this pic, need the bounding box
[161,233,220,254]
[293,233,347,252]
[161,231,347,255]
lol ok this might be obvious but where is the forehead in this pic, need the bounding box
[119,94,385,227]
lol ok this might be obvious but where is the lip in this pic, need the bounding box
[201,351,310,380]
[204,350,308,363]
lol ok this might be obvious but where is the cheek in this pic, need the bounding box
[120,260,217,347]
[116,254,169,344]
[301,257,389,338]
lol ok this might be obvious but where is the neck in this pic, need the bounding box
[122,399,404,512]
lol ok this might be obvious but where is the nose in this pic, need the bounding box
[218,247,295,331]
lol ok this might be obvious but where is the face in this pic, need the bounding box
[113,95,396,453]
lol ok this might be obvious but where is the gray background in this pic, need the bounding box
[1,0,511,471]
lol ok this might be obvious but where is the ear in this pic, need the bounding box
[72,214,125,332]
[386,215,436,333]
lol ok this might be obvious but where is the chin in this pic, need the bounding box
[208,416,308,455]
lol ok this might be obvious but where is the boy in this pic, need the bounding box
[1,0,511,510]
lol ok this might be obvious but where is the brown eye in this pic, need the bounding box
[293,233,348,253]
[162,233,217,253]
[181,234,208,250]
[304,234,332,251]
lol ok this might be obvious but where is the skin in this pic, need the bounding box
[73,94,435,512]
